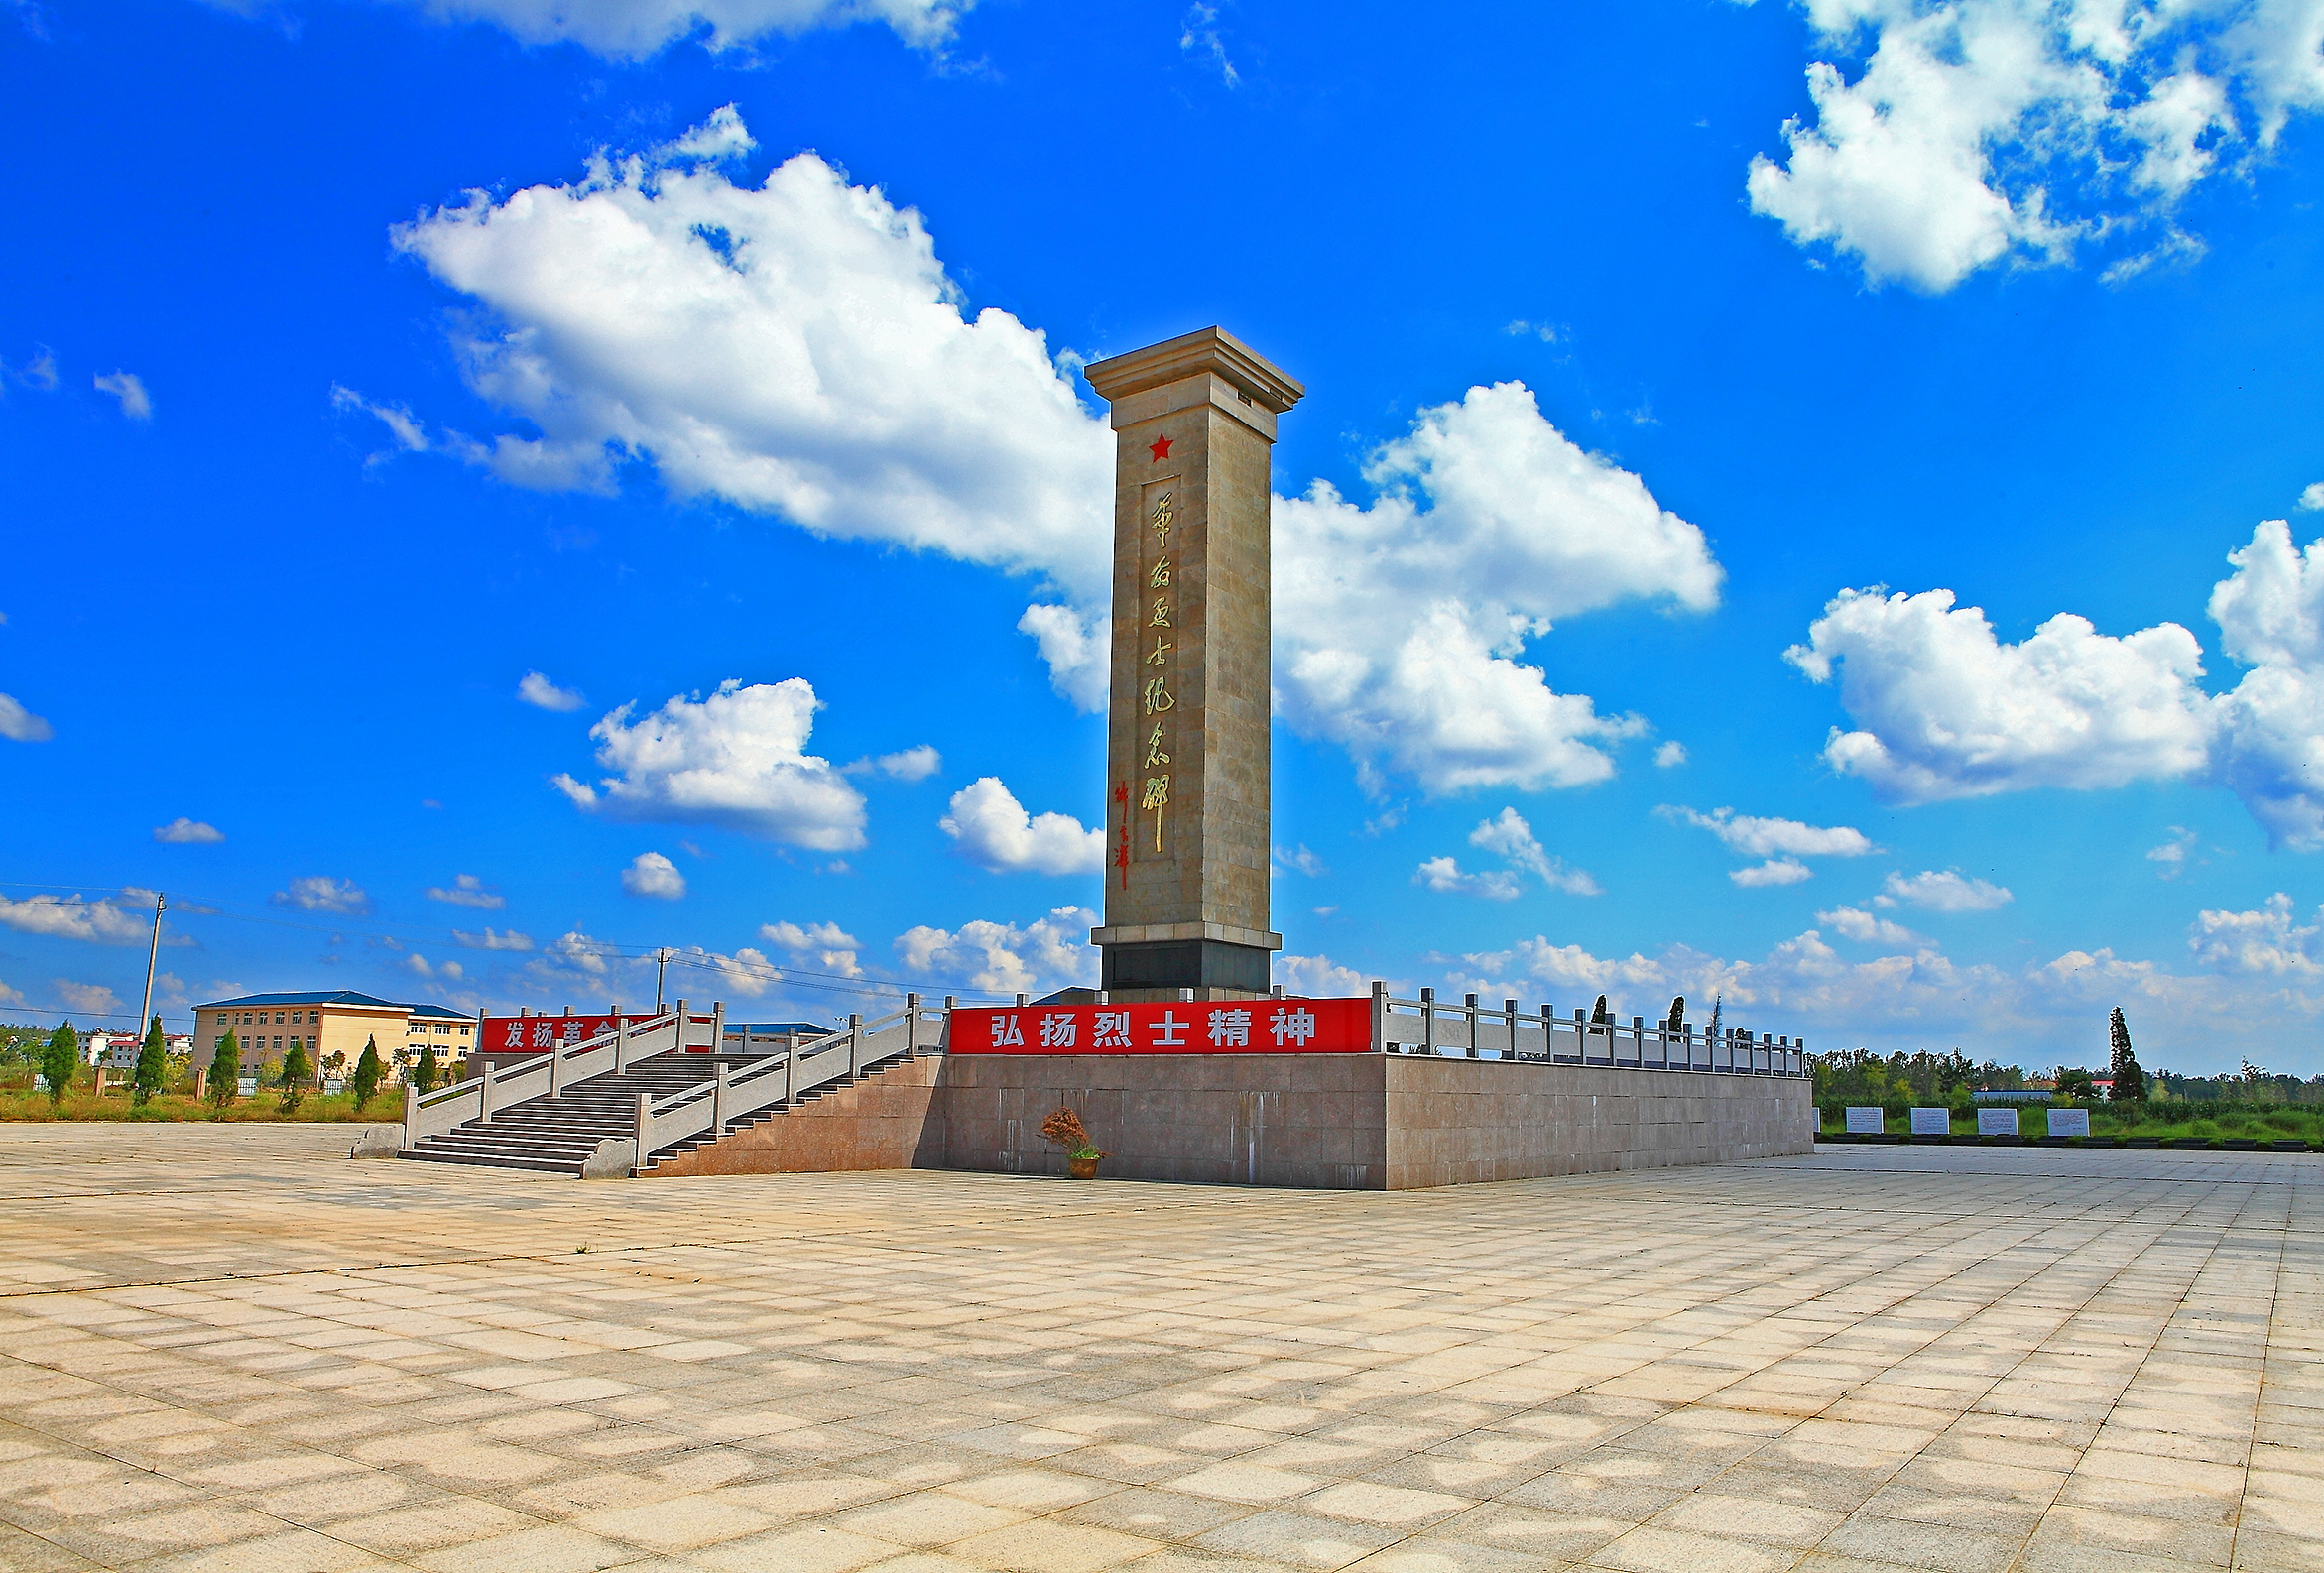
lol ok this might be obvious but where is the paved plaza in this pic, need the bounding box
[0,1125,2315,1573]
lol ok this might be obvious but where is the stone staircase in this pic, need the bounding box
[399,1050,924,1176]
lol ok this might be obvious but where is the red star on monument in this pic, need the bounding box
[1148,433,1173,462]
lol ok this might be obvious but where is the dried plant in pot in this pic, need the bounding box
[1040,1107,1108,1178]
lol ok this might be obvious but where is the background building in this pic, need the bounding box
[194,992,473,1080]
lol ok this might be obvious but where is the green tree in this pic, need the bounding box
[39,1023,78,1108]
[205,1031,240,1110]
[2055,1066,2097,1102]
[350,1034,383,1108]
[278,1041,312,1114]
[132,1016,168,1106]
[2107,1007,2147,1101]
[414,1041,439,1094]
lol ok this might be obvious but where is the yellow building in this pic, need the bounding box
[195,992,474,1080]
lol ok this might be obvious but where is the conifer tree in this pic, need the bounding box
[40,1023,77,1108]
[415,1041,439,1094]
[1665,996,1686,1033]
[205,1031,240,1110]
[350,1034,383,1108]
[133,1016,167,1106]
[278,1041,312,1113]
[2108,1007,2148,1101]
[1591,995,1613,1025]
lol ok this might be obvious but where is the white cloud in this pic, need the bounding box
[1274,382,1720,794]
[0,979,23,1008]
[1654,740,1688,768]
[0,894,149,945]
[404,953,464,981]
[54,980,121,1017]
[361,0,971,57]
[843,744,940,782]
[2146,826,2198,876]
[1787,586,2213,803]
[669,943,779,998]
[1016,603,1109,713]
[0,693,54,742]
[2299,483,2324,512]
[1180,2,1240,85]
[621,852,687,900]
[1659,803,1877,858]
[1746,0,2324,292]
[1818,905,1926,946]
[526,929,629,985]
[426,874,506,909]
[2188,894,2324,976]
[1274,844,1329,878]
[2205,520,2324,848]
[396,115,1111,601]
[453,927,535,951]
[895,906,1098,996]
[1277,954,1374,997]
[555,677,866,850]
[331,384,429,455]
[518,670,585,712]
[1732,858,1815,887]
[938,777,1104,875]
[759,918,863,978]
[8,348,59,391]
[1415,856,1524,902]
[153,817,223,845]
[1880,868,2014,911]
[1468,806,1602,895]
[274,877,371,915]
[92,370,151,420]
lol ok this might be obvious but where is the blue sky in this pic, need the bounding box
[6,0,2324,1073]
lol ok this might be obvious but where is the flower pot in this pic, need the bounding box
[1066,1156,1100,1179]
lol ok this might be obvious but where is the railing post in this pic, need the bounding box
[943,995,956,1053]
[403,1080,417,1133]
[849,1013,864,1077]
[1370,981,1387,1053]
[1464,994,1480,1059]
[634,1092,651,1158]
[550,1039,565,1098]
[906,993,920,1055]
[614,1016,630,1074]
[711,1000,726,1055]
[1540,1007,1554,1063]
[478,1060,496,1124]
[713,1062,729,1137]
[1420,987,1435,1056]
[673,1000,689,1052]
[1505,1000,1519,1060]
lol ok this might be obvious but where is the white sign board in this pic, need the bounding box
[236,1076,259,1098]
[1845,1106,1885,1134]
[1909,1107,1951,1136]
[2047,1108,2091,1138]
[1978,1107,2019,1137]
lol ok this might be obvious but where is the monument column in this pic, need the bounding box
[1082,327,1303,1000]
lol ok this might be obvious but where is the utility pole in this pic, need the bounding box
[655,948,672,1013]
[137,893,165,1039]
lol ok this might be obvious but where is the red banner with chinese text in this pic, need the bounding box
[479,1015,625,1054]
[950,998,1371,1055]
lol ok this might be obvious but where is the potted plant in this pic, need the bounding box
[1040,1107,1108,1178]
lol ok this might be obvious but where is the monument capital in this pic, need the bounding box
[1083,326,1306,416]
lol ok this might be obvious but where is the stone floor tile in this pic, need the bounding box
[941,1517,1164,1573]
[1190,1506,1403,1568]
[1815,1513,2020,1573]
[1586,1523,1804,1573]
[1652,1492,1844,1547]
[831,1489,1029,1548]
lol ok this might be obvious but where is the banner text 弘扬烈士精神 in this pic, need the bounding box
[951,998,1367,1054]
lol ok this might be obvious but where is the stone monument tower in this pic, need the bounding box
[1081,327,1303,999]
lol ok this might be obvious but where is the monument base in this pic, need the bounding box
[644,1052,1814,1189]
[1099,936,1273,999]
